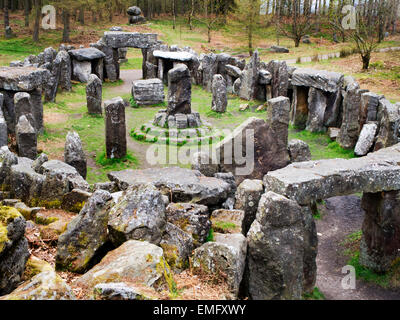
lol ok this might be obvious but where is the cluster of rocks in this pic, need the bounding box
[127,6,146,24]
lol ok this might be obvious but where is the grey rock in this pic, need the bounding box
[94,282,152,300]
[225,64,242,78]
[69,48,106,61]
[167,64,191,115]
[102,31,158,49]
[64,131,87,179]
[14,92,36,130]
[132,79,164,106]
[31,153,48,173]
[0,66,48,92]
[306,88,327,132]
[72,60,91,83]
[56,50,72,91]
[374,99,400,151]
[175,113,188,129]
[239,51,259,100]
[56,190,113,273]
[269,45,289,53]
[191,151,219,177]
[288,139,312,162]
[354,123,378,156]
[16,115,37,160]
[291,68,344,93]
[127,6,142,16]
[266,60,289,98]
[86,74,103,115]
[93,181,118,193]
[105,97,127,159]
[153,50,195,62]
[258,69,272,85]
[211,209,245,234]
[211,74,227,113]
[200,53,218,92]
[108,184,167,246]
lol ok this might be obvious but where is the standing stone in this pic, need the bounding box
[323,90,342,128]
[245,192,305,300]
[64,131,87,179]
[167,64,191,115]
[16,115,37,160]
[239,51,259,100]
[337,82,362,149]
[86,74,103,115]
[131,79,164,106]
[360,92,382,129]
[72,60,91,83]
[288,139,312,162]
[14,92,36,131]
[373,99,400,151]
[266,60,289,98]
[354,123,378,156]
[200,53,218,92]
[291,86,309,129]
[360,191,400,273]
[0,96,7,147]
[211,74,227,113]
[306,87,327,133]
[44,54,61,103]
[234,179,264,235]
[105,97,127,159]
[57,50,72,91]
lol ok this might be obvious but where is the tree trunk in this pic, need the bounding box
[24,0,29,27]
[362,54,370,70]
[32,0,41,42]
[172,0,176,29]
[4,0,9,29]
[79,6,85,25]
[62,9,70,43]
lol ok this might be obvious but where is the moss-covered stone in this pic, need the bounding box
[23,256,53,280]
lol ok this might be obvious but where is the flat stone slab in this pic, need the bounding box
[264,143,400,205]
[153,50,195,61]
[103,31,158,49]
[107,167,231,206]
[291,68,344,92]
[68,48,106,61]
[0,67,48,91]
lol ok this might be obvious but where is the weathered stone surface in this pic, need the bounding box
[108,167,231,206]
[214,172,237,209]
[129,15,146,24]
[258,69,272,85]
[69,48,105,61]
[0,96,7,147]
[31,153,48,173]
[61,188,92,213]
[269,45,289,53]
[337,82,362,149]
[374,99,400,151]
[76,240,172,290]
[160,222,194,271]
[306,87,327,132]
[56,50,72,91]
[266,60,289,98]
[108,184,166,246]
[132,79,164,106]
[0,206,30,295]
[167,64,191,115]
[328,127,340,141]
[211,209,244,234]
[0,270,75,300]
[288,139,312,162]
[166,202,210,246]
[234,179,263,235]
[153,50,195,62]
[360,92,382,128]
[200,53,218,92]
[105,97,127,159]
[64,131,87,179]
[127,6,142,15]
[72,60,91,83]
[354,123,378,156]
[359,191,400,273]
[239,51,259,100]
[103,31,158,49]
[43,59,60,103]
[191,151,219,177]
[216,99,290,183]
[225,64,242,79]
[245,192,305,300]
[0,67,48,91]
[291,68,344,93]
[233,78,241,95]
[16,115,37,160]
[14,92,36,130]
[323,90,342,128]
[264,143,400,205]
[192,233,247,298]
[56,190,113,273]
[290,86,309,129]
[211,74,227,113]
[93,181,118,193]
[94,282,155,300]
[86,74,102,115]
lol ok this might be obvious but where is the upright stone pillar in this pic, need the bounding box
[239,51,259,101]
[0,94,7,147]
[57,50,72,91]
[291,86,309,130]
[360,191,400,273]
[16,115,37,160]
[266,60,289,98]
[211,74,227,113]
[105,97,126,159]
[306,87,327,133]
[167,64,191,115]
[14,92,36,130]
[65,131,87,179]
[86,74,103,115]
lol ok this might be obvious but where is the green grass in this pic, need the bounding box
[303,287,325,300]
[213,221,237,231]
[120,57,143,70]
[206,228,214,242]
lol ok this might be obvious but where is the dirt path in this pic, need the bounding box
[315,195,400,300]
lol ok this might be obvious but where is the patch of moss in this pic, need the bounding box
[160,243,184,270]
[212,220,238,233]
[0,206,21,254]
[303,287,325,300]
[156,257,178,298]
[68,201,85,213]
[35,214,59,226]
[206,228,214,242]
[30,198,62,209]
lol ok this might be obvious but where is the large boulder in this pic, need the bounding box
[288,139,312,162]
[64,131,87,179]
[0,206,30,295]
[56,190,113,273]
[374,99,400,151]
[0,270,76,300]
[166,203,210,246]
[192,233,247,298]
[132,79,164,106]
[107,184,167,246]
[76,240,173,291]
[291,68,344,93]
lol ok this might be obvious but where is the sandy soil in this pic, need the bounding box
[315,195,400,300]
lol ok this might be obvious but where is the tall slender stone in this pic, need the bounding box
[211,74,227,113]
[14,92,35,130]
[0,94,7,147]
[266,60,289,98]
[16,115,37,160]
[239,51,259,101]
[86,74,103,115]
[57,50,72,91]
[64,131,87,179]
[167,64,191,115]
[105,97,126,159]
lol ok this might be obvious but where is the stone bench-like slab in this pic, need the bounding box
[264,143,400,205]
[107,167,231,206]
[103,31,158,49]
[68,48,106,61]
[291,68,344,93]
[0,67,48,91]
[153,50,195,62]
